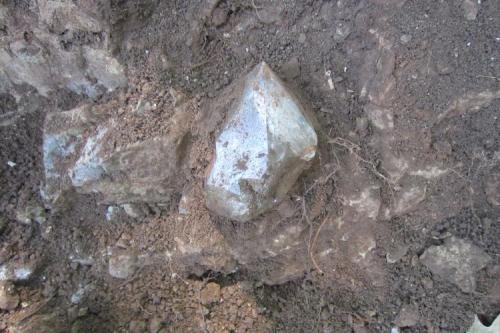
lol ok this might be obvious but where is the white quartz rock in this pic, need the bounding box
[205,62,317,222]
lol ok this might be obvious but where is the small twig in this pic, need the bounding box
[332,149,341,167]
[426,49,432,75]
[300,195,324,274]
[309,217,329,274]
[251,0,264,21]
[302,197,313,250]
[304,169,337,195]
[191,54,218,70]
[12,294,54,323]
[446,167,469,183]
[476,75,499,81]
[328,137,392,185]
[251,0,263,9]
[119,264,146,288]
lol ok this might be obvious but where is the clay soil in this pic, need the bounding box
[1,0,499,332]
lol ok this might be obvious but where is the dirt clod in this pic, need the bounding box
[394,304,419,328]
[200,282,221,305]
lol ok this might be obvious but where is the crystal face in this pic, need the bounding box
[205,62,318,222]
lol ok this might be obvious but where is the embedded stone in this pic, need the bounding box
[205,62,317,222]
[108,250,139,279]
[69,132,182,204]
[420,237,491,293]
[42,104,189,206]
[200,282,221,305]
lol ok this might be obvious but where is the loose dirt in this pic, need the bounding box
[1,1,499,332]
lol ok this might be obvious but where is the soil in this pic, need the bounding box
[1,0,499,332]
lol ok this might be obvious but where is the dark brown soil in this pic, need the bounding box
[1,1,499,332]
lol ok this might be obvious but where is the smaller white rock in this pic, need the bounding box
[14,267,33,281]
[205,62,318,222]
[0,263,34,282]
[70,284,92,304]
[0,265,7,281]
[467,314,500,333]
[16,205,46,225]
[106,206,118,221]
[122,203,144,219]
[7,161,16,167]
[463,0,479,20]
[178,188,195,215]
[69,256,95,266]
[400,34,412,44]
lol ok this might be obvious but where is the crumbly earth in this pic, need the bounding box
[1,0,499,332]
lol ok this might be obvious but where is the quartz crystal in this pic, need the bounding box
[205,62,318,222]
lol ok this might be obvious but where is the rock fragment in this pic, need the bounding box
[0,1,127,98]
[0,282,19,311]
[108,250,139,279]
[400,34,412,44]
[38,0,104,33]
[386,245,409,264]
[70,284,93,305]
[43,103,191,207]
[467,315,500,333]
[334,22,352,41]
[0,32,126,98]
[122,203,147,219]
[70,133,183,204]
[0,262,35,282]
[178,187,196,215]
[420,237,491,293]
[390,183,426,217]
[42,105,101,205]
[463,0,479,20]
[15,204,46,225]
[205,62,317,222]
[200,282,221,305]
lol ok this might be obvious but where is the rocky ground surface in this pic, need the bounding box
[0,0,499,332]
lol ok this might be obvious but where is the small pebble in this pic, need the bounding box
[108,251,138,279]
[0,282,19,311]
[400,34,412,44]
[200,282,221,305]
